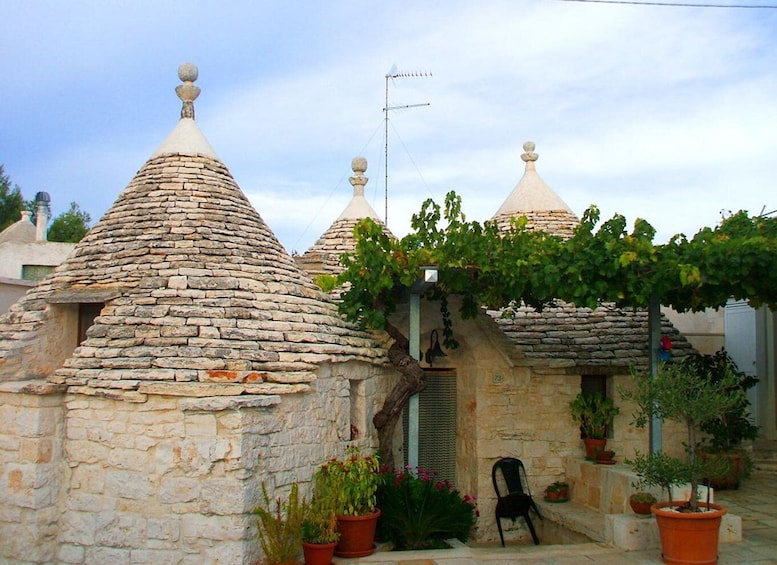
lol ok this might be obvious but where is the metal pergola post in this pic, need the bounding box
[407,267,438,471]
[649,294,663,454]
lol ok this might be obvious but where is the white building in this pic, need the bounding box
[0,196,76,313]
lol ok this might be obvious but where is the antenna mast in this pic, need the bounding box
[384,66,431,226]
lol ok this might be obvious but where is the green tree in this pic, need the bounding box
[47,202,91,243]
[0,165,25,231]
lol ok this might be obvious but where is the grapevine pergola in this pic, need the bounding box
[321,192,777,466]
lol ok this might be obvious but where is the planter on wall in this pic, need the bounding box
[595,450,616,465]
[629,496,654,516]
[582,437,607,461]
[652,501,726,565]
[334,509,381,558]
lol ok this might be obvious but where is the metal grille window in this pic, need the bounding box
[404,369,457,485]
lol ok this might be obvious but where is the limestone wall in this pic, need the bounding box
[0,359,385,564]
[0,382,66,563]
[0,298,80,383]
[58,393,281,564]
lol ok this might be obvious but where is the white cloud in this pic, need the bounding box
[2,0,775,252]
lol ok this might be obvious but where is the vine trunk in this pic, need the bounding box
[372,322,426,469]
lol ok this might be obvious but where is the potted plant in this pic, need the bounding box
[543,481,569,502]
[300,482,339,565]
[313,446,381,558]
[253,482,305,565]
[629,491,658,516]
[694,350,759,490]
[569,392,620,460]
[620,358,746,565]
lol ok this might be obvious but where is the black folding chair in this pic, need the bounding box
[491,457,542,546]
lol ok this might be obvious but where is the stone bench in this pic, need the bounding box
[538,460,741,550]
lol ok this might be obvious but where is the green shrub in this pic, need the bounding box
[376,466,478,550]
[314,446,380,517]
[253,482,304,565]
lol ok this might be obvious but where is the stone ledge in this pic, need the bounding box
[0,380,67,395]
[180,395,281,411]
[140,382,249,397]
[68,385,148,403]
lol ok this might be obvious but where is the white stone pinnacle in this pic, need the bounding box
[151,63,218,159]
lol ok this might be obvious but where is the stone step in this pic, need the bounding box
[752,439,777,472]
[537,498,741,551]
[535,499,605,543]
[754,459,777,472]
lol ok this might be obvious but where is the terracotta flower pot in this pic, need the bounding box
[302,540,337,565]
[651,501,726,565]
[583,438,607,461]
[629,497,654,516]
[334,509,381,558]
[700,450,745,490]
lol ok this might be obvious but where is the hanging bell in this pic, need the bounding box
[424,329,447,366]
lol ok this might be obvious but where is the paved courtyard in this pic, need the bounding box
[335,469,777,564]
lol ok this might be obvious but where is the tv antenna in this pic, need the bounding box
[384,65,431,225]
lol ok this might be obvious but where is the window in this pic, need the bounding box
[581,374,607,397]
[404,368,458,485]
[21,265,54,281]
[580,374,613,438]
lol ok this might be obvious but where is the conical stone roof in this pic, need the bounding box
[487,143,693,370]
[0,64,385,390]
[297,157,393,277]
[491,142,579,238]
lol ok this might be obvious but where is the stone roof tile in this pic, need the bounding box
[489,302,694,372]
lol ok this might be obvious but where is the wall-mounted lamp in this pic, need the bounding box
[424,329,447,366]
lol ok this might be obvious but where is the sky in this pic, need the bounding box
[2,0,776,255]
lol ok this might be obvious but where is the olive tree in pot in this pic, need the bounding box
[569,392,620,460]
[620,358,745,565]
[693,350,759,490]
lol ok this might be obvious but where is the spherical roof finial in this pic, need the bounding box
[175,63,201,120]
[178,63,199,83]
[521,141,538,163]
[349,157,368,197]
[351,157,368,175]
